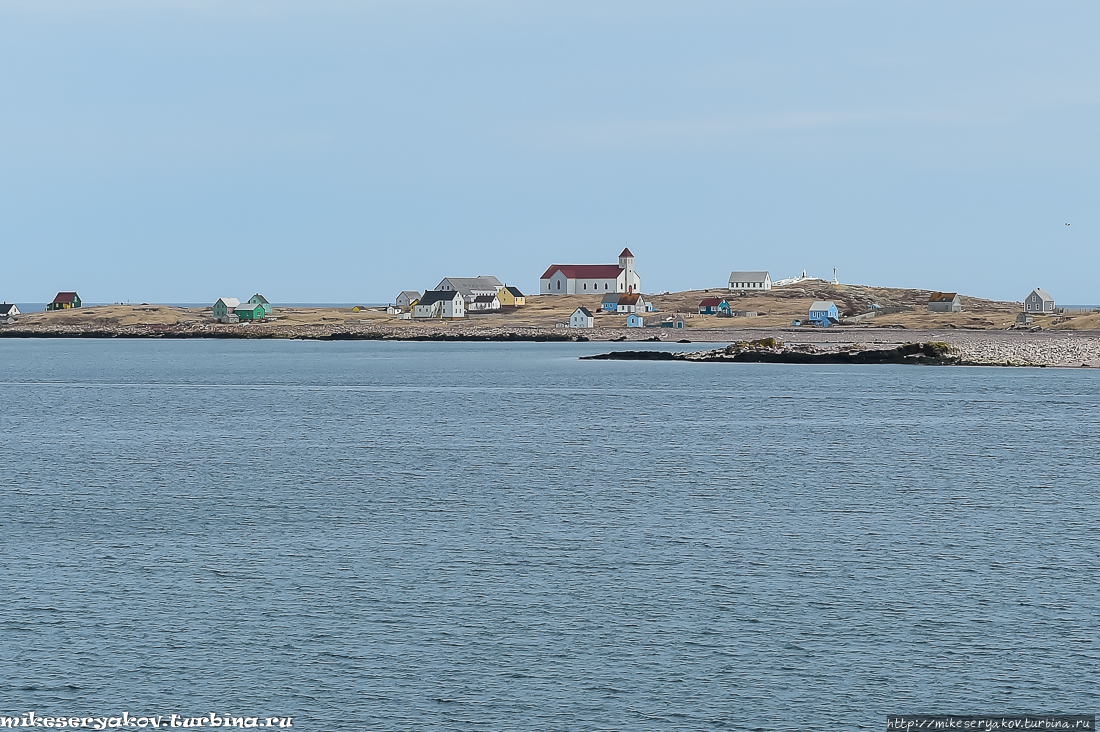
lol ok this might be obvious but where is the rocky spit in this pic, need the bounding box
[2,321,1100,367]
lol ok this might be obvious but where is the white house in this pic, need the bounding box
[540,248,641,295]
[213,297,240,323]
[467,294,501,312]
[570,307,595,328]
[395,290,421,308]
[728,271,772,291]
[1024,288,1055,313]
[615,293,647,314]
[413,290,465,319]
[927,292,962,312]
[435,277,503,299]
[0,303,20,318]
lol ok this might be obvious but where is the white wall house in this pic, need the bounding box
[413,291,465,319]
[540,248,641,295]
[0,303,20,318]
[1024,288,1055,313]
[615,293,647,313]
[396,291,421,308]
[728,271,771,291]
[570,307,594,328]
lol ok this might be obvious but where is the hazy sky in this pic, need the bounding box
[1,1,1097,303]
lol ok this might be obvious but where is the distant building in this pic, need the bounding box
[927,292,962,312]
[698,297,723,315]
[601,293,621,312]
[627,314,643,328]
[47,292,81,311]
[728,271,771,291]
[1016,313,1033,326]
[413,290,465,319]
[435,277,503,299]
[496,286,526,308]
[616,293,647,314]
[808,300,839,325]
[248,294,273,317]
[0,303,20,318]
[395,291,422,308]
[1024,288,1055,313]
[541,248,641,295]
[570,307,594,328]
[213,298,240,322]
[234,303,265,321]
[467,294,501,312]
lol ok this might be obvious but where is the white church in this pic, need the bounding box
[540,248,642,295]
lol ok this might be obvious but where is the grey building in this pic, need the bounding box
[728,271,771,291]
[1024,288,1055,313]
[927,292,962,312]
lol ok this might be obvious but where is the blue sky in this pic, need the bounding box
[1,1,1097,303]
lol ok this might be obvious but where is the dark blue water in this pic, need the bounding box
[1,340,1098,730]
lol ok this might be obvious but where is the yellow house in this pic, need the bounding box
[497,286,526,307]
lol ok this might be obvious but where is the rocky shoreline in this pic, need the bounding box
[3,322,1100,367]
[582,340,988,366]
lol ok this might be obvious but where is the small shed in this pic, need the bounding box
[47,292,81,311]
[627,314,643,328]
[468,294,501,311]
[1025,288,1055,313]
[570,307,594,328]
[1016,313,1033,326]
[698,297,722,314]
[497,286,526,307]
[395,291,421,308]
[928,292,962,312]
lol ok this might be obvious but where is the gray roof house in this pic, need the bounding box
[413,290,465,319]
[570,307,594,328]
[728,271,771,291]
[435,276,504,299]
[1024,288,1055,313]
[395,290,422,308]
[927,292,962,312]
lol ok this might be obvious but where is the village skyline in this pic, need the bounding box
[1,2,1097,303]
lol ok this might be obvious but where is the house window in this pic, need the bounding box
[584,283,587,290]
[557,281,561,290]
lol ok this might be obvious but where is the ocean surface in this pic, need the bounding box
[1,340,1098,731]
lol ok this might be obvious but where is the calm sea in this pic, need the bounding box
[1,340,1098,731]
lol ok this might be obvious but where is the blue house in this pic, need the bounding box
[717,299,734,315]
[627,314,643,328]
[808,300,839,326]
[601,292,620,312]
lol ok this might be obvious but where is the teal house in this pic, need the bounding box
[248,294,273,317]
[235,303,265,321]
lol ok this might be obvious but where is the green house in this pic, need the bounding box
[248,293,273,317]
[235,303,265,321]
[47,292,81,311]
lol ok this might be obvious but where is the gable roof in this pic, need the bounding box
[618,293,643,305]
[398,290,421,300]
[809,300,836,311]
[52,292,78,304]
[215,297,240,309]
[928,291,959,302]
[235,303,263,313]
[1030,288,1054,301]
[0,304,15,315]
[417,290,462,306]
[602,292,621,304]
[504,286,524,297]
[728,271,770,282]
[573,307,593,317]
[439,276,502,292]
[619,247,634,257]
[249,293,269,304]
[699,297,723,307]
[472,294,497,303]
[540,264,624,280]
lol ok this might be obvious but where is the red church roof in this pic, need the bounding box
[699,297,722,307]
[52,292,78,304]
[540,264,624,280]
[619,247,633,257]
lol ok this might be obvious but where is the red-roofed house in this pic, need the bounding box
[698,297,724,315]
[540,249,641,295]
[47,292,82,311]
